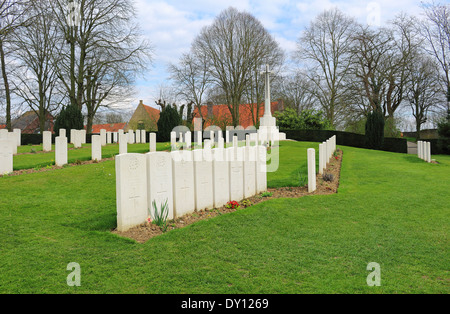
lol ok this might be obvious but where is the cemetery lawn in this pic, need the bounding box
[12,142,170,170]
[0,141,448,293]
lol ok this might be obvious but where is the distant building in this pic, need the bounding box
[1,111,54,134]
[192,101,284,129]
[89,122,128,134]
[126,100,160,131]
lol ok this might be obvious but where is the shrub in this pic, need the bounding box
[157,104,182,142]
[275,108,331,130]
[54,105,84,142]
[322,173,335,182]
[365,109,385,150]
[437,109,450,154]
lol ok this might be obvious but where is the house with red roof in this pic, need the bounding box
[192,101,284,129]
[89,122,128,133]
[0,111,54,134]
[126,100,160,131]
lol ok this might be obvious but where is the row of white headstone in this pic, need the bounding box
[115,136,268,232]
[417,140,432,163]
[307,135,337,193]
[170,129,281,150]
[0,129,22,174]
[318,135,337,175]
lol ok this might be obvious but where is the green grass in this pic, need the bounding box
[0,141,448,293]
[12,142,170,170]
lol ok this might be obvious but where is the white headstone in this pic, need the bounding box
[149,133,156,152]
[7,132,17,154]
[106,131,112,144]
[171,150,195,217]
[227,147,244,201]
[196,131,202,148]
[55,136,68,167]
[170,131,176,150]
[426,142,431,163]
[59,129,66,138]
[0,129,8,139]
[100,129,107,146]
[70,129,76,144]
[319,143,324,175]
[417,141,422,159]
[233,135,238,149]
[73,130,82,148]
[185,131,191,149]
[43,131,52,152]
[0,139,13,174]
[423,141,427,161]
[307,148,316,193]
[135,130,141,143]
[113,132,118,143]
[128,130,134,144]
[212,147,230,208]
[243,146,257,198]
[13,128,21,147]
[141,130,146,144]
[210,130,214,146]
[146,152,174,220]
[115,153,148,232]
[119,134,128,154]
[218,137,224,149]
[91,135,102,161]
[80,129,86,144]
[193,148,214,211]
[256,145,267,193]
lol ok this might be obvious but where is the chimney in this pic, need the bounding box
[139,100,143,106]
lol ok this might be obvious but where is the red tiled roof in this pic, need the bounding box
[0,124,6,129]
[193,101,281,128]
[89,122,127,133]
[142,104,160,119]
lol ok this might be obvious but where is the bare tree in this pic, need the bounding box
[350,15,420,122]
[168,52,212,122]
[275,71,316,114]
[420,2,450,111]
[192,7,284,127]
[11,0,65,133]
[296,8,356,128]
[406,54,442,139]
[0,0,30,131]
[51,0,152,132]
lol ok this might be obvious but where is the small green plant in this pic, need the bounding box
[322,173,335,182]
[30,148,37,154]
[150,199,169,232]
[298,171,307,187]
[226,200,240,210]
[74,159,82,165]
[260,191,273,197]
[241,199,252,207]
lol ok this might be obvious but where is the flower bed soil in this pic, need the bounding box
[112,148,343,243]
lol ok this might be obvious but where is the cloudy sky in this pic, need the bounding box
[130,0,425,111]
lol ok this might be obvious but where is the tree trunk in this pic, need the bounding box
[416,120,421,140]
[0,38,12,131]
